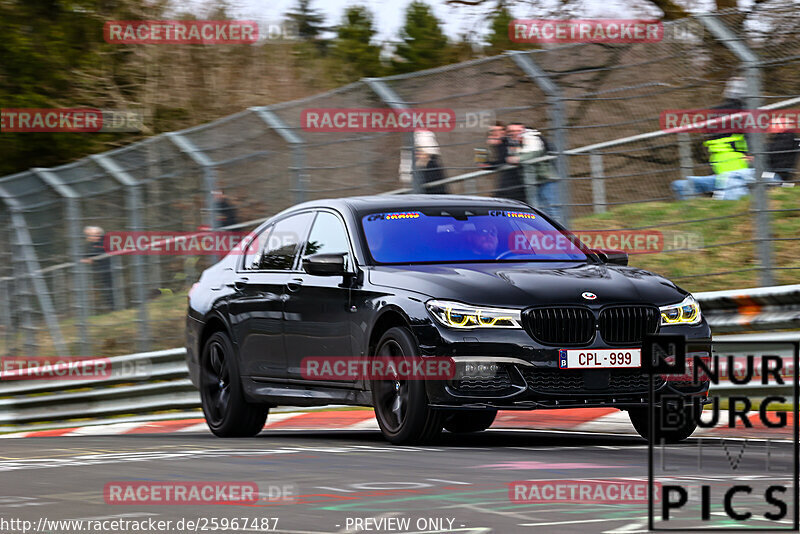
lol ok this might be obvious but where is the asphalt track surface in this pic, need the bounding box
[0,426,796,534]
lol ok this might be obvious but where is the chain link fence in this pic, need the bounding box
[1,6,799,357]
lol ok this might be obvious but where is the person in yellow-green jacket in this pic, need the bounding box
[672,76,763,201]
[671,133,756,200]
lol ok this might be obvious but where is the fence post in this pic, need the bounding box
[590,153,607,214]
[678,132,694,179]
[363,78,423,194]
[91,154,151,352]
[11,241,36,356]
[110,255,125,310]
[697,13,773,286]
[0,279,11,356]
[509,51,571,226]
[145,140,163,299]
[167,132,218,231]
[9,209,70,356]
[250,107,308,204]
[28,170,83,356]
[744,65,773,286]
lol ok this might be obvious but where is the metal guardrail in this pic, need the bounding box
[696,284,800,332]
[709,334,798,398]
[1,329,798,432]
[0,348,197,428]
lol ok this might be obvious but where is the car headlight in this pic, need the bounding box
[660,295,701,325]
[426,300,522,329]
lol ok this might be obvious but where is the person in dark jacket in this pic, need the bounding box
[766,116,800,182]
[501,122,527,202]
[414,130,447,194]
[520,127,561,222]
[484,122,508,168]
[212,190,239,228]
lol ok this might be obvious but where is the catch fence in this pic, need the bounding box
[1,6,799,356]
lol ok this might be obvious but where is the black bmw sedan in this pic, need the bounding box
[185,195,711,444]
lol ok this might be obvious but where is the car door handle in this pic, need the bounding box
[227,277,249,289]
[286,278,303,293]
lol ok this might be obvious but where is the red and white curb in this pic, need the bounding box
[0,407,790,439]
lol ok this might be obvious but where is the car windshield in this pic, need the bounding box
[361,208,588,264]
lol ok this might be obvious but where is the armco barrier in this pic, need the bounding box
[0,348,199,429]
[0,336,797,433]
[696,284,800,333]
[710,332,798,399]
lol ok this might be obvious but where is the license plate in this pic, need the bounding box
[558,348,641,369]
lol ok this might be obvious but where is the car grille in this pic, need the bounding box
[451,367,514,395]
[522,368,664,395]
[523,307,595,346]
[598,305,660,345]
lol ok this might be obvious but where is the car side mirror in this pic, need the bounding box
[592,248,628,266]
[302,253,348,276]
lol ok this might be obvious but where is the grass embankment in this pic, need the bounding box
[2,289,188,357]
[573,186,800,292]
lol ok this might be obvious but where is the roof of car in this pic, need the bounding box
[288,194,530,213]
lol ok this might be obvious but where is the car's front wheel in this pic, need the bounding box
[200,331,268,437]
[371,327,442,445]
[628,404,699,443]
[443,410,497,433]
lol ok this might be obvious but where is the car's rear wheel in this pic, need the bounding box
[371,327,442,445]
[443,409,497,433]
[200,331,268,437]
[628,404,699,443]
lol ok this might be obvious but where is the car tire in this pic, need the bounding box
[443,410,497,433]
[628,405,699,443]
[371,327,442,445]
[200,331,268,437]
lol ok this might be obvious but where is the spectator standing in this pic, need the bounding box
[765,116,800,183]
[414,129,447,194]
[81,225,113,311]
[519,127,562,222]
[213,189,239,228]
[501,122,527,202]
[484,122,508,169]
[718,76,747,111]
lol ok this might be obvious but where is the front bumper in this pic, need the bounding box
[413,321,712,409]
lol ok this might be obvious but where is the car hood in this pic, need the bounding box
[367,262,688,308]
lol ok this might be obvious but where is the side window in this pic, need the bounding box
[242,225,272,270]
[304,212,351,260]
[254,212,314,271]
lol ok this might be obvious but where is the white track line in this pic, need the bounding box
[574,411,635,434]
[345,417,380,431]
[66,422,146,436]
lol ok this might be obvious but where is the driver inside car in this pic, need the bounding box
[465,223,499,258]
